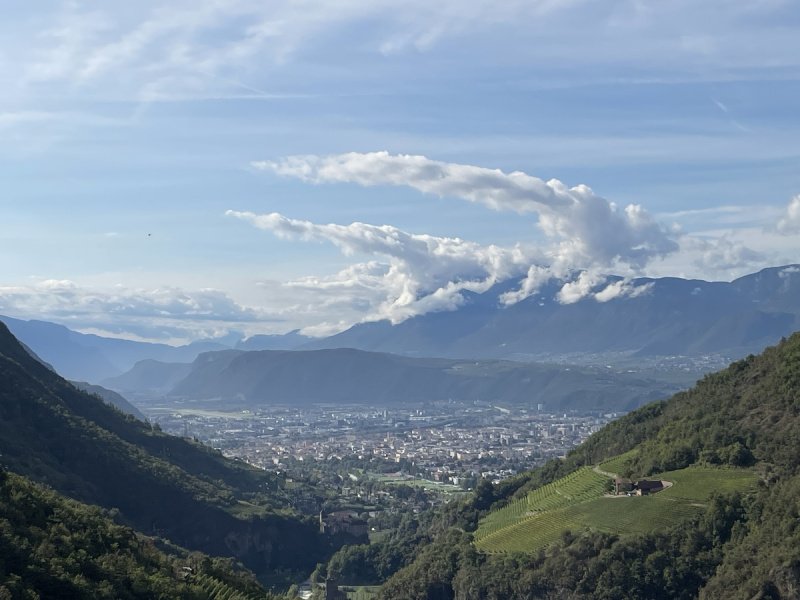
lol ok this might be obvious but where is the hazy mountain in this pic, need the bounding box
[0,315,231,382]
[235,329,312,351]
[9,265,798,386]
[69,380,147,420]
[304,265,800,360]
[0,322,327,581]
[166,347,684,411]
[101,359,193,394]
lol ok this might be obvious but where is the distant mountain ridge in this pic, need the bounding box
[5,265,799,386]
[156,347,683,411]
[303,265,800,360]
[0,315,232,382]
[235,330,312,351]
[101,359,194,394]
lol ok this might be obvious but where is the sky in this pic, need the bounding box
[1,0,799,343]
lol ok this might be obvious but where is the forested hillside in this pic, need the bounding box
[0,469,278,599]
[0,322,327,585]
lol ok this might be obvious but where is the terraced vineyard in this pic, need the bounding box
[474,467,608,541]
[475,462,758,555]
[192,573,261,600]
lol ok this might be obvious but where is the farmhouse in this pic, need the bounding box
[632,479,665,495]
[613,477,668,496]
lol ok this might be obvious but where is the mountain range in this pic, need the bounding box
[143,347,683,411]
[305,265,800,360]
[4,265,799,390]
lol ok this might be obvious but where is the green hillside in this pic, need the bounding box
[367,332,800,599]
[475,465,757,554]
[0,322,327,584]
[474,466,608,543]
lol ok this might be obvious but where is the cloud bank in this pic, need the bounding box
[0,280,272,343]
[227,210,540,323]
[10,0,800,104]
[249,152,681,314]
[256,152,678,272]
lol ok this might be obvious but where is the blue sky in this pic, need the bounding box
[1,0,799,342]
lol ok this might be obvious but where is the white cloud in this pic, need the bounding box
[552,272,654,305]
[685,234,766,274]
[256,151,679,304]
[594,279,654,303]
[498,265,554,306]
[257,152,678,273]
[0,280,275,344]
[658,204,784,230]
[777,195,800,235]
[556,270,606,304]
[227,210,541,323]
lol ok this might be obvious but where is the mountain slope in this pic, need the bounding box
[70,380,147,420]
[0,469,268,600]
[351,331,800,599]
[306,265,800,361]
[165,347,683,411]
[0,322,326,583]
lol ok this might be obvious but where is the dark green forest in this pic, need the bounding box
[0,468,282,600]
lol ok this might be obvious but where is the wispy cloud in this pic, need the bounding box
[6,0,800,105]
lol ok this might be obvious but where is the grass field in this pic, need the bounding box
[475,462,758,555]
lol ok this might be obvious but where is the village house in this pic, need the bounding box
[319,510,369,538]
